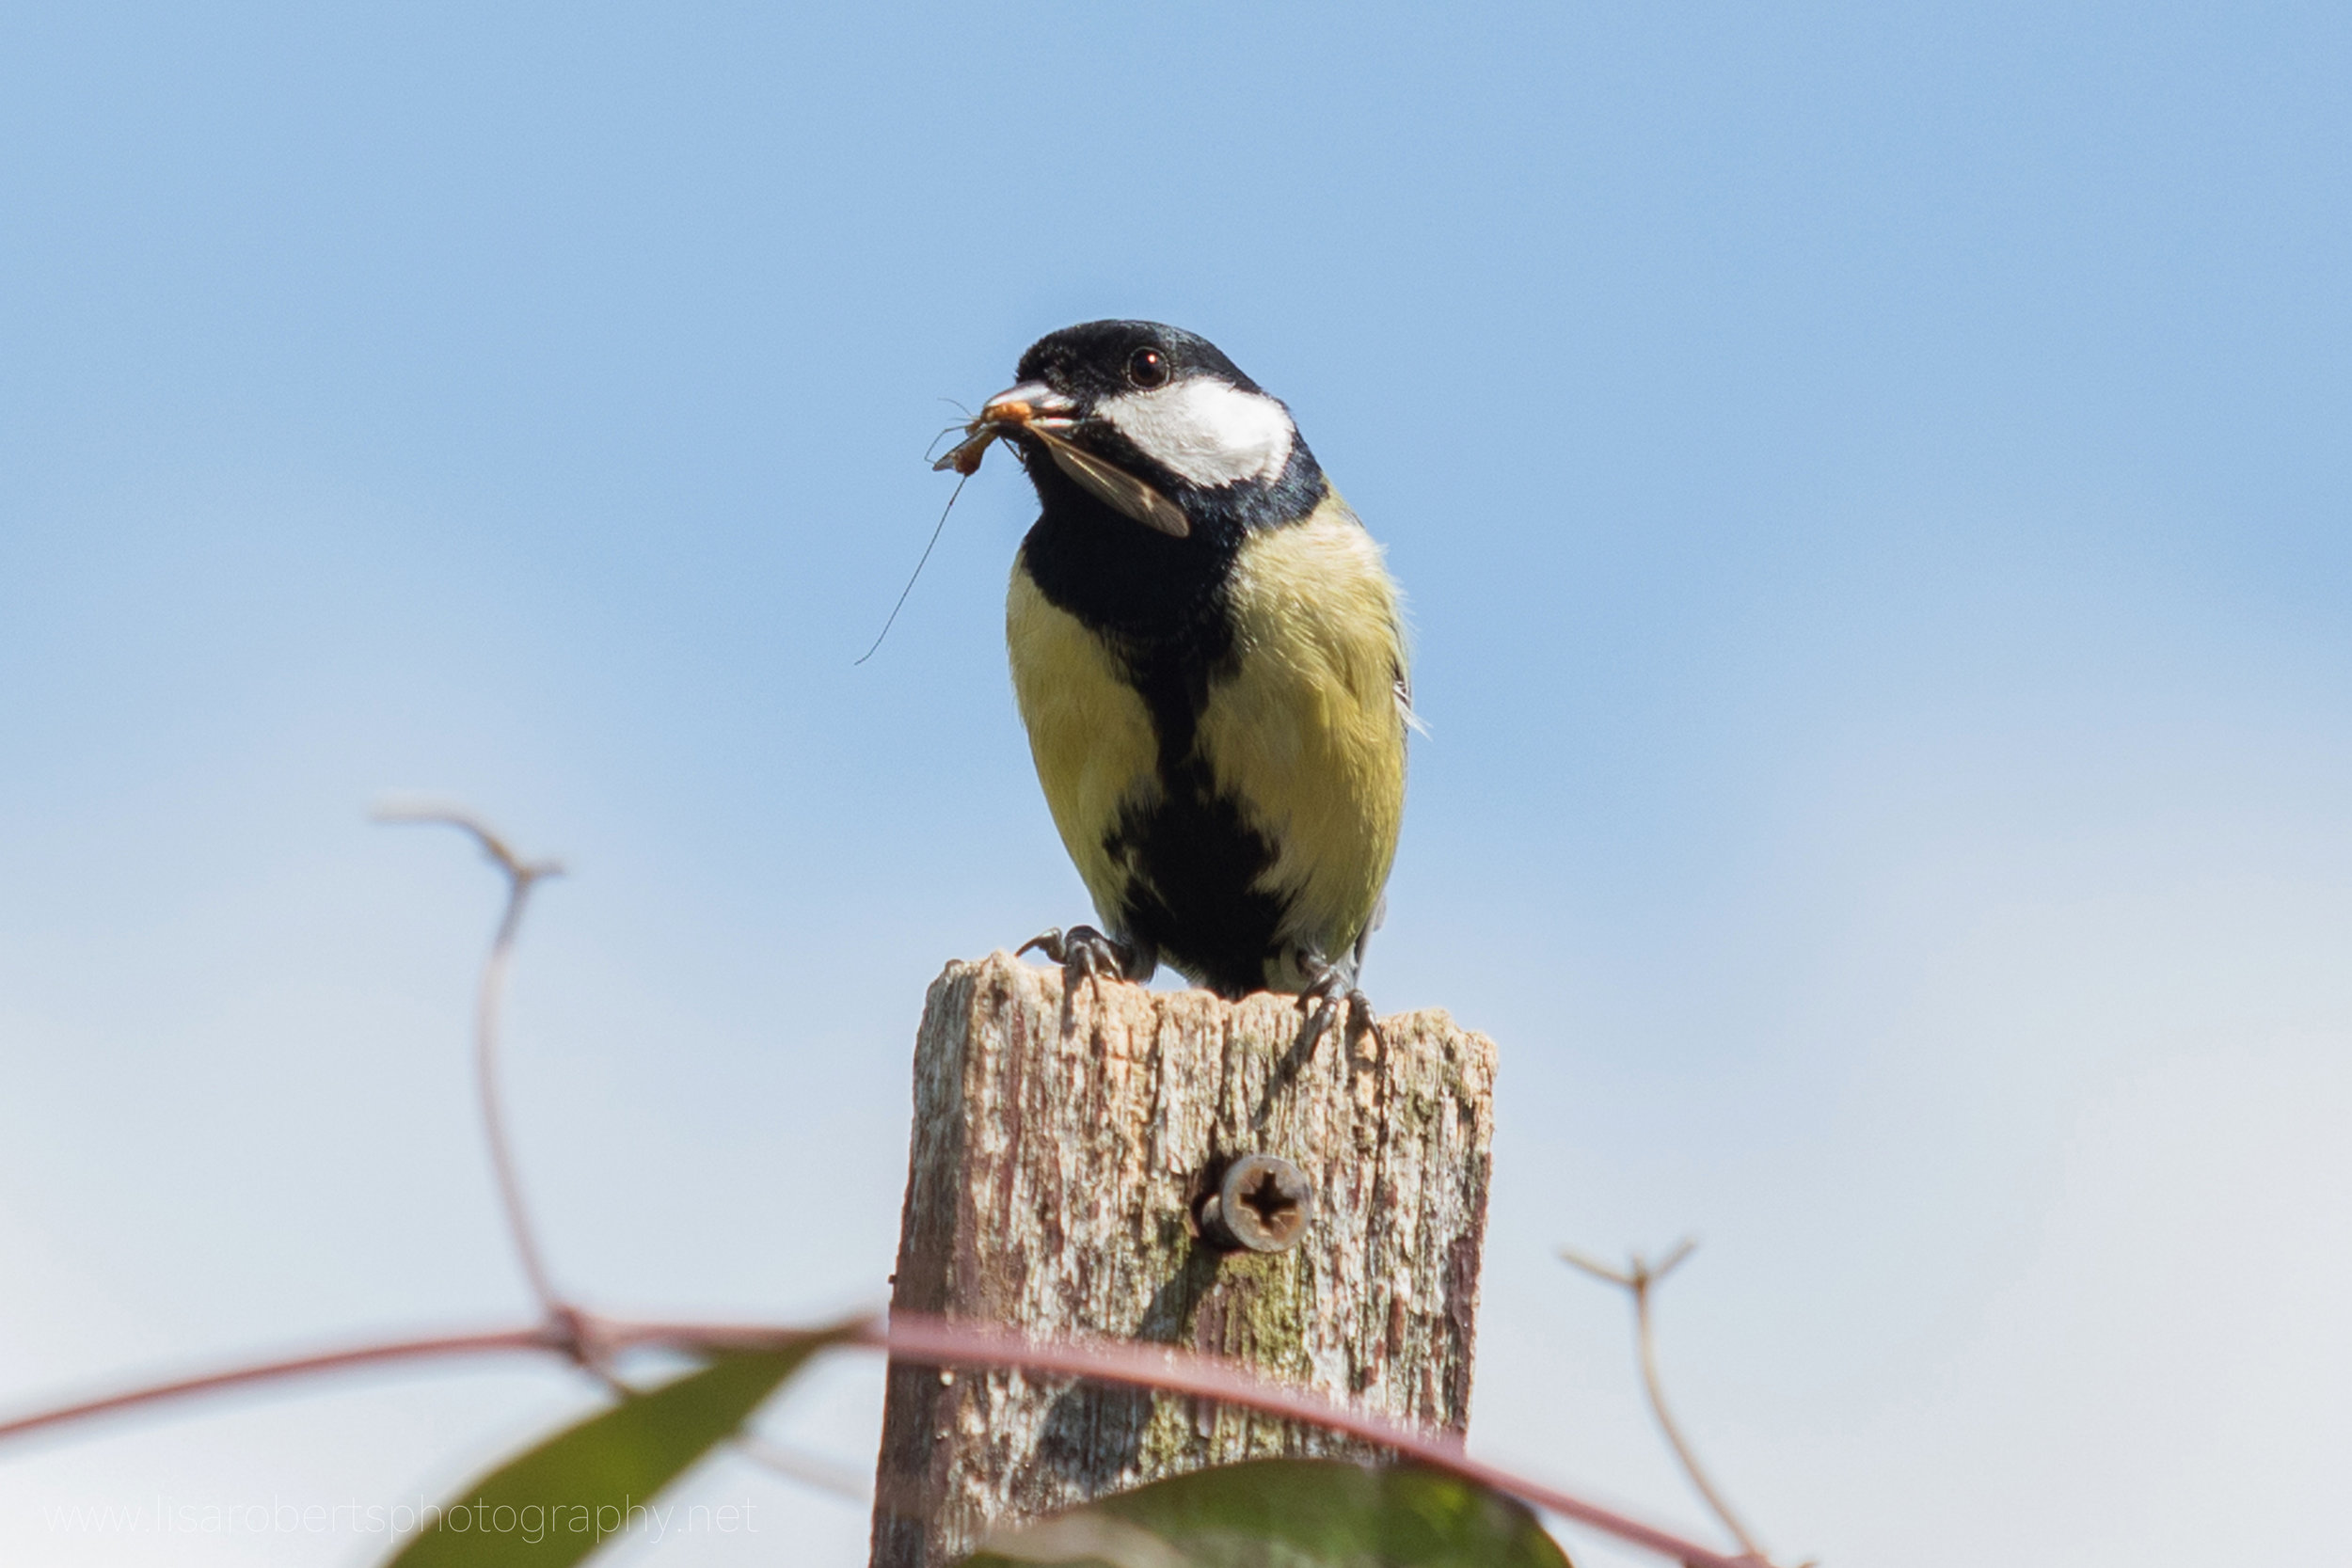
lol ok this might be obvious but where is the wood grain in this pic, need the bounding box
[868,952,1497,1568]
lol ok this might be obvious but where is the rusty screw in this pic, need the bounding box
[1200,1153,1314,1254]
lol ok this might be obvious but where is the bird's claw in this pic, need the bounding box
[1295,963,1382,1048]
[1018,925,1136,987]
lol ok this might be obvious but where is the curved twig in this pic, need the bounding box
[0,805,1788,1561]
[373,801,567,1323]
[1562,1241,1770,1562]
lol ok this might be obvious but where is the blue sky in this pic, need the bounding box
[3,4,2347,1564]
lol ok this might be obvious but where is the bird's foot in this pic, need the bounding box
[1018,925,1142,988]
[1295,958,1382,1050]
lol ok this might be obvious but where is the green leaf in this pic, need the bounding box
[383,1331,841,1568]
[959,1458,1572,1568]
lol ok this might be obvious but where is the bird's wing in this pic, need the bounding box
[1394,660,1427,737]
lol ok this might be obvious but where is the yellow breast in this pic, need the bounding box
[1197,491,1408,969]
[1005,559,1159,922]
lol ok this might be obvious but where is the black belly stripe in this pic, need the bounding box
[1104,643,1288,998]
[1017,466,1311,997]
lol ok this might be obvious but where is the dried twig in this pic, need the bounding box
[373,800,569,1326]
[0,801,1785,1560]
[328,809,1133,1515]
[1562,1240,1790,1566]
[370,802,869,1504]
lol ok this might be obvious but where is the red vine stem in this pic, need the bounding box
[0,815,1768,1567]
[0,1309,1765,1568]
[0,1328,556,1445]
[862,1312,1768,1568]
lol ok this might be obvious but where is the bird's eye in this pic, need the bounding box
[1126,346,1169,388]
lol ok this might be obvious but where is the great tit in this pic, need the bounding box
[946,321,1410,1027]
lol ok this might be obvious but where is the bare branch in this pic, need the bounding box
[372,802,866,1507]
[1558,1246,1636,1289]
[373,800,568,1324]
[1561,1241,1776,1565]
[0,804,1768,1559]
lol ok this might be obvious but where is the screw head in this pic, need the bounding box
[1201,1153,1314,1254]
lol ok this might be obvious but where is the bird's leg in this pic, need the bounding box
[1018,926,1152,987]
[1294,950,1382,1049]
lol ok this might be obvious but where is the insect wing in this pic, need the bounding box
[1033,428,1191,538]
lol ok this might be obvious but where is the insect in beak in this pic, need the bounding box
[932,423,1000,476]
[931,382,1076,476]
[931,383,1189,539]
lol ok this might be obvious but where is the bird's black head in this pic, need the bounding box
[981,321,1327,544]
[1013,320,1263,407]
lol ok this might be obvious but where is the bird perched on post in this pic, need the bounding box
[939,321,1411,1032]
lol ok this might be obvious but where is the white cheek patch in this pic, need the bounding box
[1098,379,1296,488]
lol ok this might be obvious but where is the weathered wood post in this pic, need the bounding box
[868,951,1498,1568]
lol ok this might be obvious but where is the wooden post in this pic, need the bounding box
[868,952,1498,1568]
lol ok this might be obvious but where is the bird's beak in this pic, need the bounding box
[979,382,1079,431]
[933,382,1083,474]
[941,379,1188,537]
